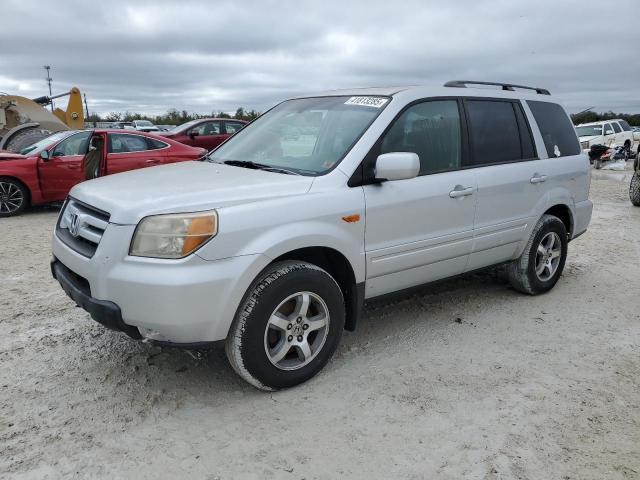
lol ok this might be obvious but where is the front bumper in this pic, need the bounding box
[51,260,141,339]
[51,222,271,343]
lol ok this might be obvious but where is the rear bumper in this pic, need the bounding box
[51,259,141,339]
[572,199,593,239]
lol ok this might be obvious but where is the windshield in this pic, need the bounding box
[576,125,602,137]
[207,95,389,175]
[19,131,75,155]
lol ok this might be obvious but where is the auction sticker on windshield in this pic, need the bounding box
[344,96,389,108]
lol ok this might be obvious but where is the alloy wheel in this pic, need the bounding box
[0,182,24,214]
[535,231,562,281]
[263,291,330,371]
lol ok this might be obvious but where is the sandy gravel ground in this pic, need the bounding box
[1,169,639,480]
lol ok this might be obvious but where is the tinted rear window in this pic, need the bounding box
[611,122,622,133]
[527,101,580,157]
[619,120,632,131]
[465,100,529,165]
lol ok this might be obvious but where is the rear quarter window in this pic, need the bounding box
[619,120,632,131]
[527,101,580,157]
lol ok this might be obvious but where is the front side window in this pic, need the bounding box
[52,131,91,157]
[527,101,580,157]
[380,100,461,174]
[108,134,150,153]
[192,121,221,136]
[466,100,524,165]
[208,96,388,175]
[611,122,622,133]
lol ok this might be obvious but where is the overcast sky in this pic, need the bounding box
[2,0,639,117]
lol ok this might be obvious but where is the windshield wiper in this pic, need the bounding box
[222,160,302,176]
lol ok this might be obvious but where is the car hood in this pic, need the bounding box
[69,161,315,224]
[0,150,27,161]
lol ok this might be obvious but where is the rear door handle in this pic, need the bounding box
[145,159,160,164]
[449,186,474,198]
[530,174,548,184]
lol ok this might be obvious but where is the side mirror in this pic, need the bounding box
[40,150,50,161]
[189,131,200,138]
[374,152,420,182]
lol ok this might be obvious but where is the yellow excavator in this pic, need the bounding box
[0,87,85,152]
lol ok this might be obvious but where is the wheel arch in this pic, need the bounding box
[272,246,363,332]
[544,204,573,238]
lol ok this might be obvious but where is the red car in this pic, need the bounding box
[0,129,206,217]
[159,118,247,150]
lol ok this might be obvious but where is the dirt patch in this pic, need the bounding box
[1,174,639,479]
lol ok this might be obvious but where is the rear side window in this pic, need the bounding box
[147,138,168,150]
[465,100,532,165]
[380,100,461,175]
[225,122,245,134]
[109,133,149,153]
[619,120,632,131]
[527,101,580,157]
[611,122,622,133]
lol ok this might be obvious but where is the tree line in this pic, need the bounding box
[86,107,640,127]
[86,107,261,125]
[571,111,640,126]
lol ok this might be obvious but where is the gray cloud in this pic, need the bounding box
[2,0,638,116]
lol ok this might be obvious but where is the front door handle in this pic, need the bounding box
[145,159,160,164]
[530,173,548,184]
[449,185,474,198]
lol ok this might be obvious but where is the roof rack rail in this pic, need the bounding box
[444,80,551,95]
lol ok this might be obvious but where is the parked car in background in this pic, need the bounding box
[51,81,592,390]
[108,122,135,130]
[576,119,638,159]
[155,124,175,132]
[132,120,160,132]
[159,118,247,150]
[0,129,206,216]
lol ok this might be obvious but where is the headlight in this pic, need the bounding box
[129,211,218,259]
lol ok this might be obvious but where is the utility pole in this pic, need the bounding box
[43,65,54,112]
[83,93,90,126]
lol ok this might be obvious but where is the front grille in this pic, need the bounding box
[56,198,110,258]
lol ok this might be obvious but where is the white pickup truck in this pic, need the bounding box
[576,119,640,160]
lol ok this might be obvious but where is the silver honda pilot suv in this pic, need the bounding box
[52,81,592,390]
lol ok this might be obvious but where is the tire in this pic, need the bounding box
[630,171,640,207]
[4,127,52,153]
[226,261,345,391]
[507,214,568,295]
[0,177,29,217]
[624,142,631,160]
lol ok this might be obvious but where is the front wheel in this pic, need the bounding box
[0,178,28,217]
[630,171,640,207]
[226,261,345,390]
[507,214,568,295]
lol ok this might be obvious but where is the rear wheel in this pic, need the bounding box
[630,171,640,207]
[226,261,345,390]
[0,178,28,217]
[507,215,568,295]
